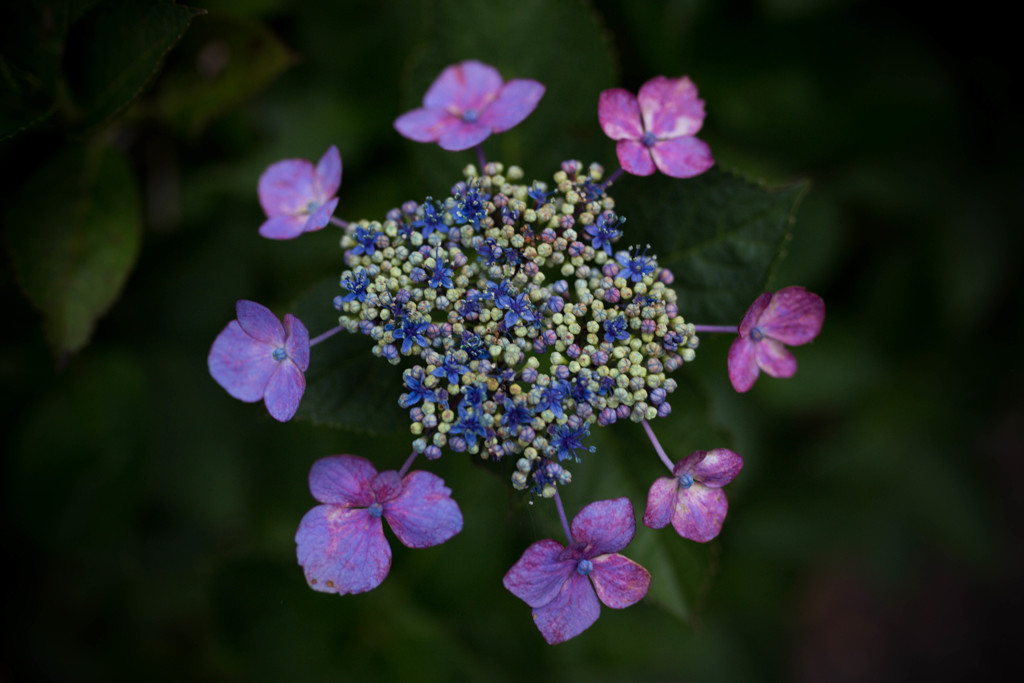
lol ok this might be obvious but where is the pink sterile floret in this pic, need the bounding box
[295,455,463,595]
[394,60,545,151]
[598,75,713,178]
[257,145,342,240]
[503,498,650,644]
[727,286,826,393]
[208,300,310,422]
[643,448,744,543]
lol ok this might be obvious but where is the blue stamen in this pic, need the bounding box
[750,326,765,341]
[463,109,479,123]
[576,558,594,576]
[272,348,287,362]
[678,473,694,489]
[368,502,383,518]
[641,131,657,148]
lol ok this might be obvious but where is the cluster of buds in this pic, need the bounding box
[208,60,824,644]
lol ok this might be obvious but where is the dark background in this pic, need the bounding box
[2,0,1021,680]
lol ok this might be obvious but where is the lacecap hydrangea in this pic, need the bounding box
[208,59,824,644]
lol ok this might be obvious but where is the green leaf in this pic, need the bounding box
[62,0,204,130]
[611,168,807,323]
[403,0,617,182]
[4,141,142,358]
[152,13,293,138]
[291,278,406,433]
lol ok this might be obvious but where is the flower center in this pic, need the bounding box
[306,200,320,214]
[750,326,765,342]
[463,108,479,123]
[641,131,657,148]
[576,558,594,576]
[677,472,694,489]
[272,347,288,362]
[368,502,383,518]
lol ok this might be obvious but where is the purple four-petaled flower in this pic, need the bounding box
[643,448,743,542]
[394,60,545,151]
[503,498,651,644]
[295,455,463,595]
[208,300,310,422]
[598,76,713,178]
[257,145,342,240]
[727,286,825,393]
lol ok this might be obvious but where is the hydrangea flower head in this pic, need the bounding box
[295,455,463,595]
[727,286,825,393]
[643,448,743,542]
[257,145,342,240]
[503,498,651,644]
[394,60,545,151]
[598,76,713,178]
[208,300,310,421]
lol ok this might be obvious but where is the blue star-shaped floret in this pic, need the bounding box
[340,269,371,303]
[585,213,624,255]
[351,226,379,256]
[615,247,656,282]
[603,316,630,342]
[399,371,437,408]
[432,354,468,385]
[550,422,593,462]
[413,199,448,237]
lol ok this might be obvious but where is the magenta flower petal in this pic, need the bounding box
[258,159,316,217]
[258,214,307,240]
[589,554,651,609]
[641,476,678,529]
[423,60,503,113]
[396,60,544,150]
[598,88,644,140]
[756,286,825,346]
[236,300,285,344]
[393,107,462,143]
[727,336,759,393]
[531,573,602,645]
[308,455,378,505]
[616,140,657,176]
[208,321,277,402]
[256,146,342,240]
[681,448,744,488]
[314,145,342,202]
[755,338,798,378]
[297,456,463,597]
[637,75,705,139]
[570,498,636,554]
[295,505,391,594]
[599,75,713,179]
[650,136,714,178]
[671,485,729,543]
[384,470,464,548]
[738,292,772,337]
[728,288,823,391]
[502,539,575,608]
[437,121,492,152]
[283,314,310,371]
[478,79,546,132]
[264,359,305,422]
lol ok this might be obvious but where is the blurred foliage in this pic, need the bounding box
[2,0,1021,681]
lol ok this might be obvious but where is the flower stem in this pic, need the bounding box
[329,216,349,229]
[309,325,344,347]
[641,419,675,473]
[553,489,573,545]
[603,167,625,187]
[692,324,739,334]
[398,451,418,478]
[475,144,487,171]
